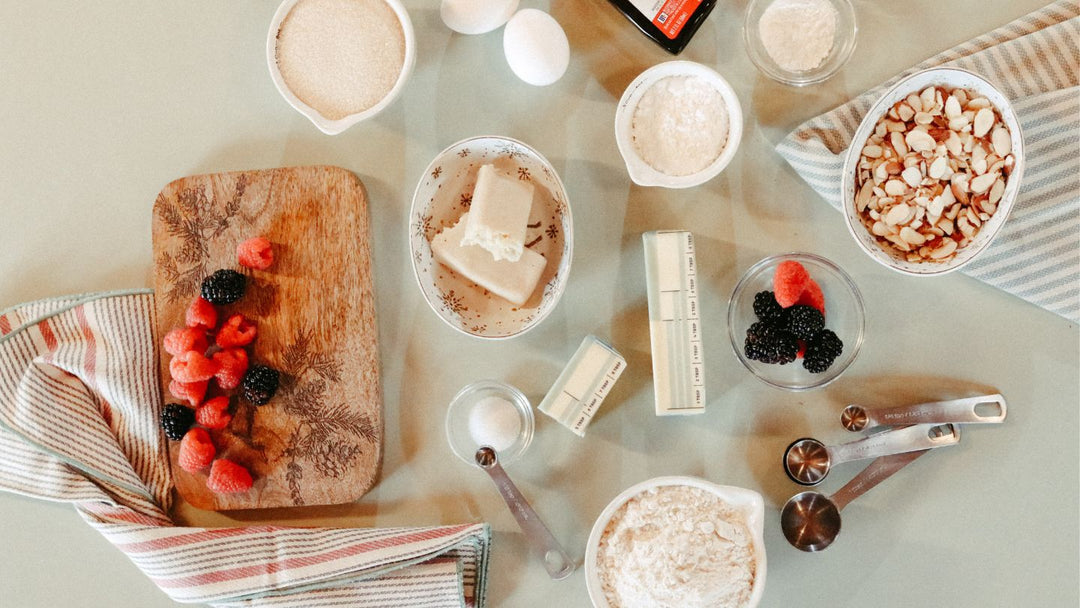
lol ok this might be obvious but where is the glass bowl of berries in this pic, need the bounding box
[727,252,865,390]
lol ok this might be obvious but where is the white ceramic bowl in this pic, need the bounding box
[585,476,767,608]
[266,0,416,135]
[615,61,743,188]
[409,136,573,340]
[841,67,1025,276]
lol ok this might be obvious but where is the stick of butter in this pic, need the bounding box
[460,164,535,262]
[433,213,547,306]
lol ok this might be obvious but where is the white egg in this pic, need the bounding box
[440,0,519,35]
[502,9,569,87]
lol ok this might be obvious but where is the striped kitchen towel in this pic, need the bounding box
[777,0,1080,323]
[0,290,490,608]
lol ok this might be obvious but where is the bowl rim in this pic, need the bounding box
[840,66,1026,276]
[266,0,417,135]
[408,135,574,340]
[614,60,744,189]
[444,379,534,466]
[583,475,767,608]
[727,252,866,391]
[743,0,858,87]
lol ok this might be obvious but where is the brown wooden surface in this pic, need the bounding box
[151,166,382,511]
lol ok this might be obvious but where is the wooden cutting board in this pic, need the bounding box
[152,166,382,510]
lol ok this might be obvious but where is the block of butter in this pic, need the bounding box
[460,164,535,262]
[432,213,547,306]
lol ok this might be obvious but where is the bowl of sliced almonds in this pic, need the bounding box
[841,67,1024,275]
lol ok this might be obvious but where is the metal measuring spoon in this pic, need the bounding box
[781,449,926,552]
[474,446,576,580]
[841,393,1007,432]
[784,423,959,486]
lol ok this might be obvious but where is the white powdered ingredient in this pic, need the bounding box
[276,0,405,120]
[631,76,729,177]
[758,0,838,72]
[597,485,755,608]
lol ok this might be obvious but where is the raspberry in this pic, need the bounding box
[201,269,246,305]
[237,237,274,270]
[185,297,217,330]
[178,428,216,473]
[163,327,208,357]
[196,396,232,430]
[161,403,195,441]
[169,379,208,407]
[797,340,807,359]
[170,350,220,383]
[207,458,253,494]
[773,260,811,308]
[216,315,257,348]
[212,348,249,390]
[795,279,826,316]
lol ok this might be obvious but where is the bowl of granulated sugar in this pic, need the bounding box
[615,61,743,189]
[585,476,767,608]
[267,0,416,134]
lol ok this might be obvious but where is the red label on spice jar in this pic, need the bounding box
[650,0,703,39]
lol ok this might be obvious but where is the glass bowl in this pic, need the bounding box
[727,253,865,390]
[445,380,534,466]
[743,0,857,87]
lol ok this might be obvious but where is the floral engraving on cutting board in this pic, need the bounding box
[156,175,248,304]
[280,327,375,506]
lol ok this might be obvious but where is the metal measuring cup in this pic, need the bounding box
[781,449,926,552]
[784,423,959,486]
[841,394,1007,432]
[474,447,576,580]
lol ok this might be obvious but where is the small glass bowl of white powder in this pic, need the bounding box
[445,380,535,466]
[744,0,856,86]
[615,61,743,189]
[585,477,767,608]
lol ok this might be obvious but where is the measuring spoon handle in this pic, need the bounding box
[831,449,928,511]
[479,459,576,580]
[860,394,1007,429]
[829,423,960,465]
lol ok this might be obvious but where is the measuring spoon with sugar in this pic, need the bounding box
[784,423,960,486]
[474,447,575,580]
[841,394,1007,432]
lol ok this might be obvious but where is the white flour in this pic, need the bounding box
[631,76,729,177]
[597,485,755,608]
[758,0,838,72]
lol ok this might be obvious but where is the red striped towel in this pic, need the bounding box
[0,290,490,607]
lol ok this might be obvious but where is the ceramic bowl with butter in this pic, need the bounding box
[584,476,767,608]
[267,0,416,135]
[615,61,743,189]
[409,136,573,339]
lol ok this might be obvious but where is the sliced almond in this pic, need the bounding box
[901,226,927,246]
[973,108,995,137]
[905,130,936,152]
[928,156,949,180]
[945,131,962,157]
[906,93,923,113]
[898,103,915,122]
[915,111,934,125]
[856,182,873,212]
[991,126,1012,156]
[931,239,958,259]
[944,95,961,119]
[970,172,998,194]
[884,179,908,197]
[920,87,936,110]
[988,177,1005,204]
[872,220,890,236]
[863,144,883,158]
[967,97,991,110]
[901,166,923,188]
[890,131,908,156]
[885,203,911,225]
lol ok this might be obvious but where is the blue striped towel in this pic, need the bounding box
[777,0,1079,322]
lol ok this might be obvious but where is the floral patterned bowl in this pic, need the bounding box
[409,136,573,339]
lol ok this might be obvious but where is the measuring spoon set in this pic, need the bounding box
[781,394,1007,552]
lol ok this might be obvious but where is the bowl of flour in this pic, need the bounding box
[615,62,743,189]
[585,476,766,608]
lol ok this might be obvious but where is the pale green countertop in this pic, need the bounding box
[0,1,1076,606]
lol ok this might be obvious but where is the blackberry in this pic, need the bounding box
[752,290,784,322]
[783,305,825,340]
[201,269,246,304]
[161,403,195,441]
[744,321,798,365]
[242,365,280,405]
[803,329,844,373]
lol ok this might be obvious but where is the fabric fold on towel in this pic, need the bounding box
[777,1,1079,322]
[0,290,490,608]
